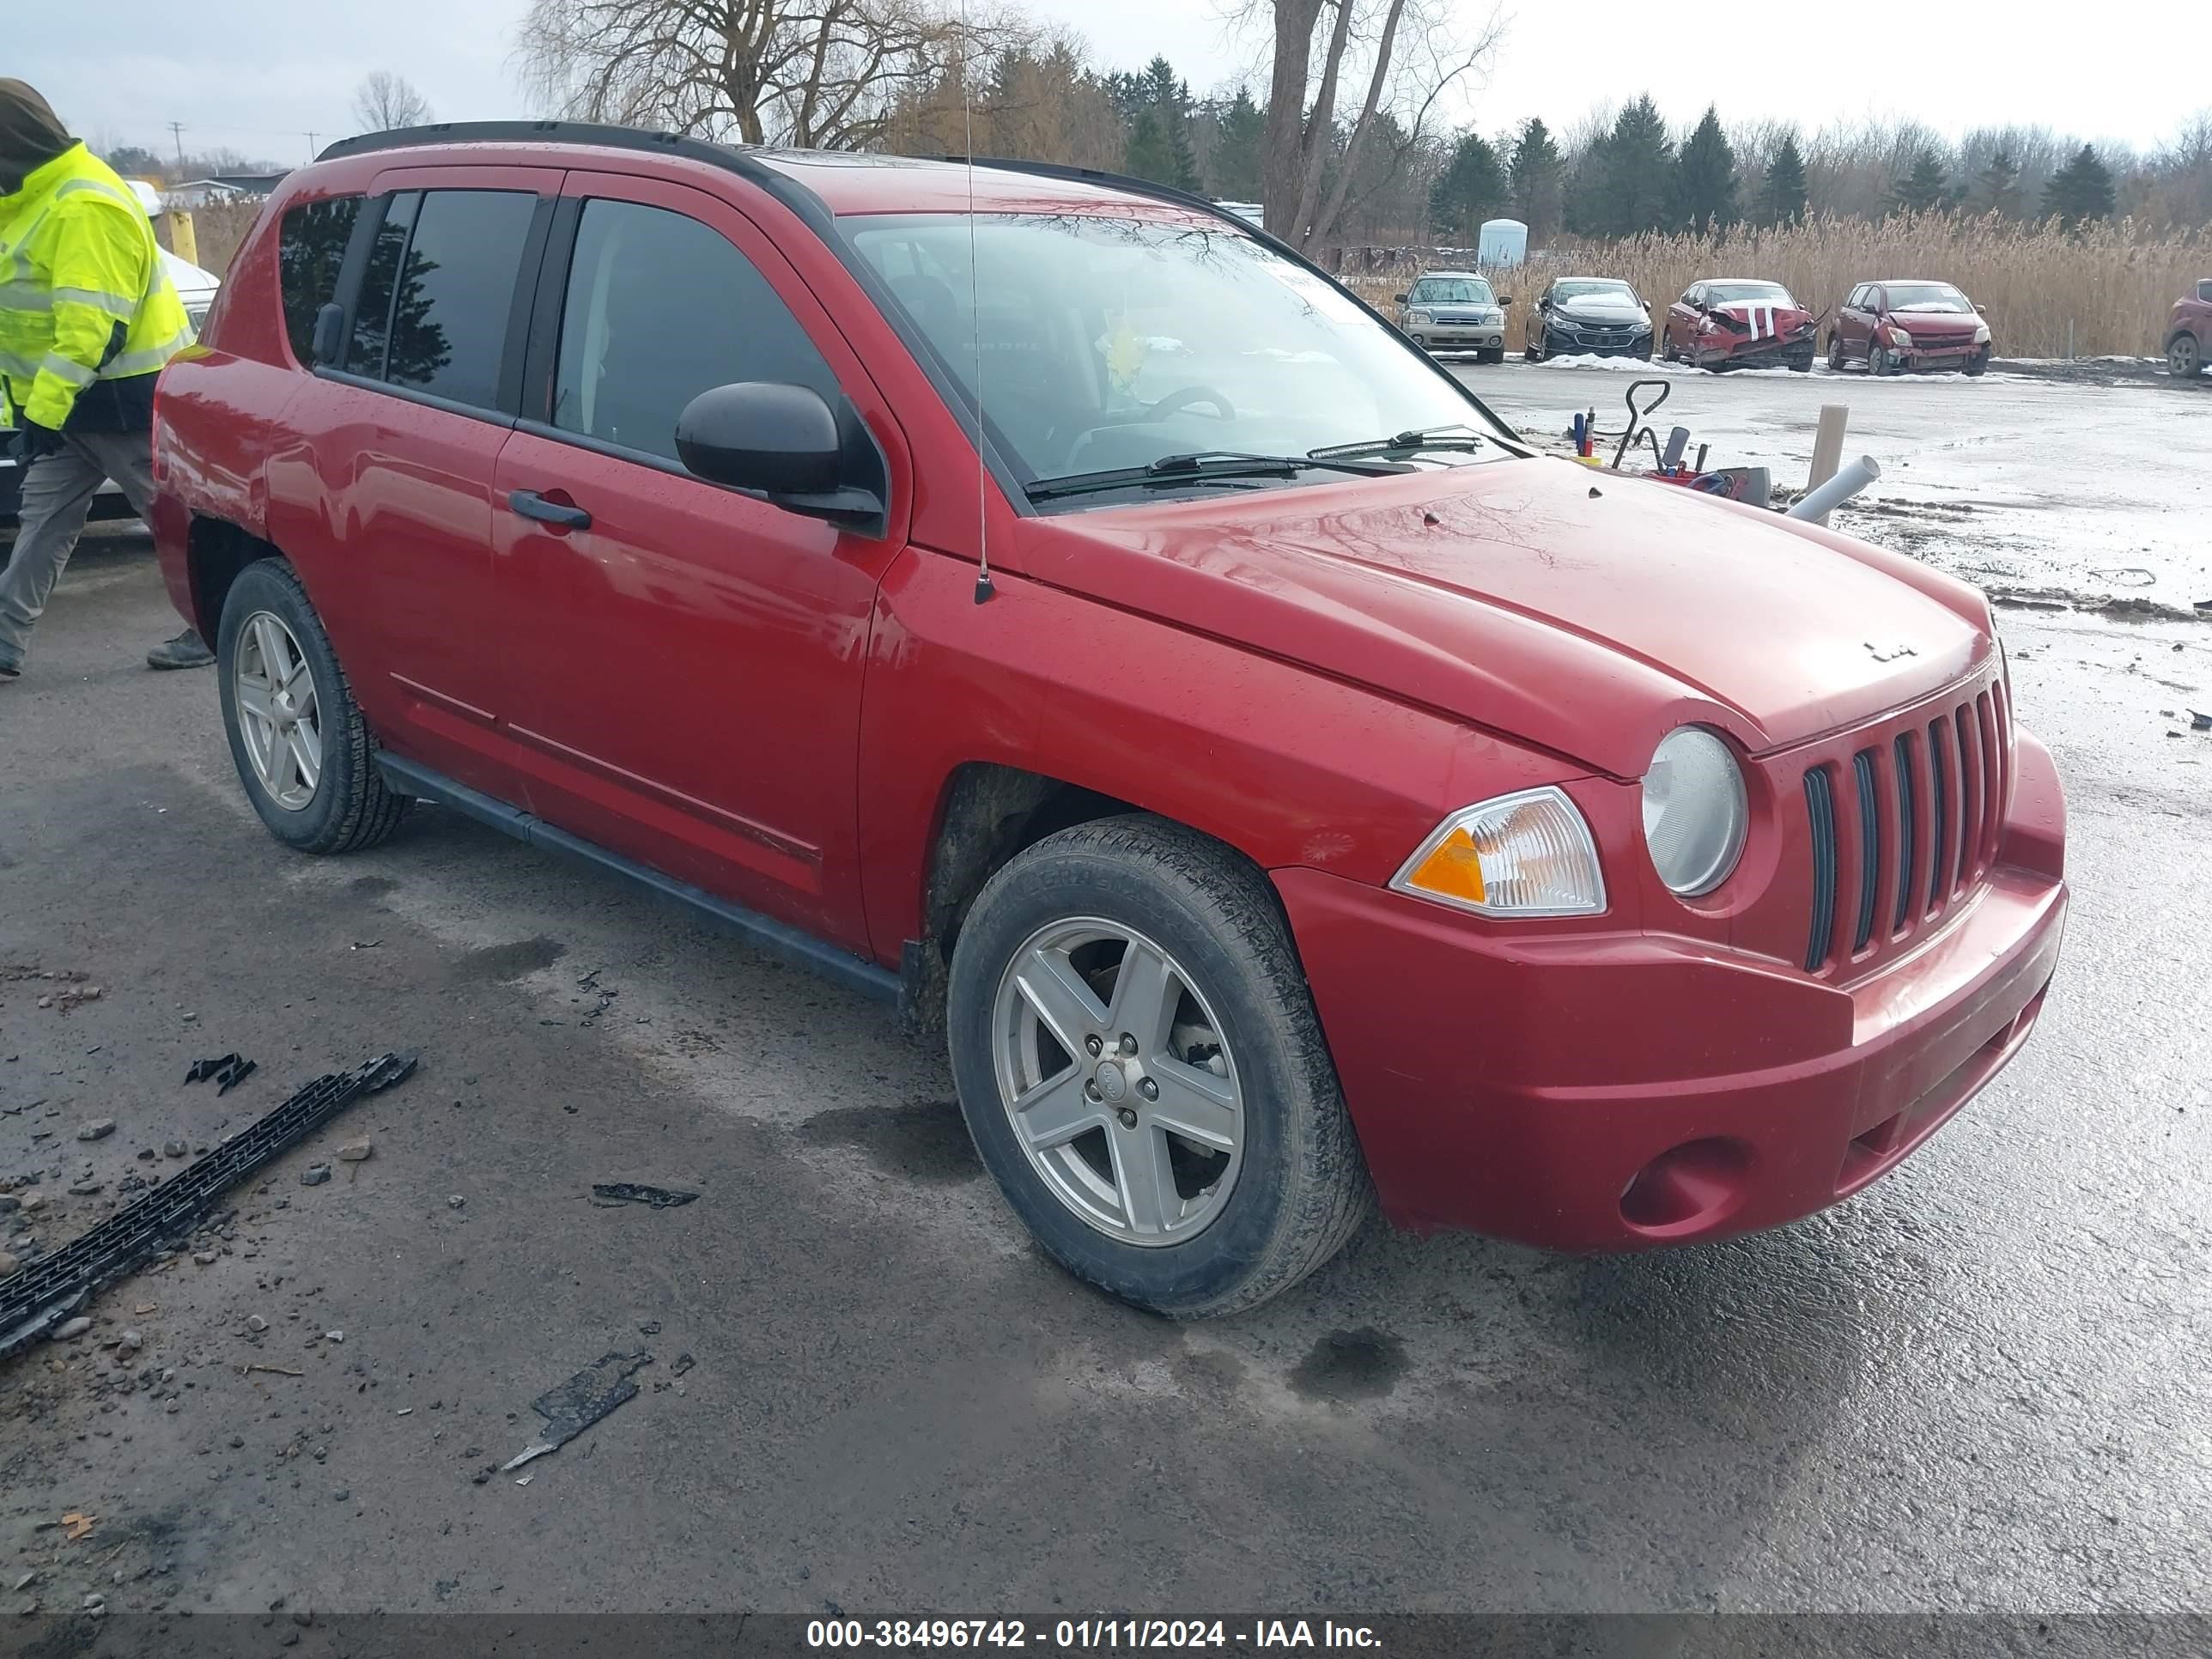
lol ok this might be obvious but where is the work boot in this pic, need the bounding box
[146,629,215,671]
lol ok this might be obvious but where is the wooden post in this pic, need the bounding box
[1808,404,1848,514]
[160,208,199,267]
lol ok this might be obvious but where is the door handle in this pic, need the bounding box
[508,489,592,531]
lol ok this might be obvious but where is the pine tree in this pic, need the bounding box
[1212,89,1266,201]
[1506,118,1563,244]
[1590,96,1674,235]
[1759,133,1808,226]
[1427,131,1504,243]
[1976,147,2021,217]
[1673,106,1737,233]
[1117,58,1199,191]
[2042,143,2116,228]
[1889,149,1951,214]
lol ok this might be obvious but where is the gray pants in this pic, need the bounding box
[0,428,158,672]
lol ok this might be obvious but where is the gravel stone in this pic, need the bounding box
[76,1119,115,1141]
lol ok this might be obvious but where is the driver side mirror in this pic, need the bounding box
[1536,295,1552,310]
[1498,295,1515,307]
[675,382,887,537]
[1393,292,1409,304]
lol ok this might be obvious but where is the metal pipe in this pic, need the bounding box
[1787,453,1880,523]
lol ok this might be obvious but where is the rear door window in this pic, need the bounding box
[344,187,538,409]
[276,195,362,365]
[550,198,838,465]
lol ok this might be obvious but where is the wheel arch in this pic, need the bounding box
[185,514,289,641]
[902,763,1149,1032]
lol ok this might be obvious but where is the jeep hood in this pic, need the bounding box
[1015,457,1991,779]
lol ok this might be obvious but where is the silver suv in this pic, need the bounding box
[1394,270,1508,363]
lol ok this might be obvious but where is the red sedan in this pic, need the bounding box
[149,126,2067,1314]
[1663,278,1818,370]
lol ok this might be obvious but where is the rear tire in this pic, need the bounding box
[1827,331,1845,371]
[2166,332,2200,378]
[947,815,1373,1318]
[217,559,411,854]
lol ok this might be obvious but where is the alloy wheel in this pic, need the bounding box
[233,611,324,811]
[2172,334,2202,378]
[991,917,1243,1245]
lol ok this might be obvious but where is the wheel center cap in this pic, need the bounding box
[1093,1060,1128,1104]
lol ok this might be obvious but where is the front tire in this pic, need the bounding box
[948,816,1373,1317]
[217,559,411,854]
[1869,343,1898,377]
[1963,349,1989,377]
[1476,347,1504,365]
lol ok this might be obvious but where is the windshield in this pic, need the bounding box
[1885,283,1972,313]
[1408,277,1494,306]
[1551,280,1637,304]
[1705,282,1792,305]
[843,212,1512,488]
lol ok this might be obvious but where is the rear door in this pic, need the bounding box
[270,165,560,795]
[1836,284,1870,356]
[488,172,910,951]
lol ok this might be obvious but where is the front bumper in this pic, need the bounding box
[1275,730,2068,1249]
[1548,328,1651,357]
[1416,325,1505,349]
[1699,332,1818,367]
[1896,340,1985,369]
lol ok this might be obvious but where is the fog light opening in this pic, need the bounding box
[1620,1137,1753,1234]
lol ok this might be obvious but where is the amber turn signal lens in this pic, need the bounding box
[1390,787,1607,919]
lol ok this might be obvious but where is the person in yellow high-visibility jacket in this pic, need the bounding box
[0,80,209,682]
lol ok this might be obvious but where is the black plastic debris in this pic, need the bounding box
[500,1350,653,1471]
[589,1182,698,1210]
[185,1054,257,1092]
[2192,711,2211,732]
[2,1053,417,1360]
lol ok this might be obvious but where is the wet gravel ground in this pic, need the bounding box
[0,528,2206,1640]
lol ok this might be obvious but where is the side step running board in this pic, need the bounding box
[374,754,899,1006]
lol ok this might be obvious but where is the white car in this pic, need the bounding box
[1,181,220,526]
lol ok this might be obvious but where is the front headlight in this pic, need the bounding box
[1972,322,1990,345]
[1641,727,1747,897]
[1391,787,1606,918]
[1408,309,1433,325]
[1890,326,1913,349]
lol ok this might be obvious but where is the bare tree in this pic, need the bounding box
[1250,0,1499,249]
[516,0,987,150]
[353,70,434,133]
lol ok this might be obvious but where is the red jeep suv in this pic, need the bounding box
[152,125,2068,1316]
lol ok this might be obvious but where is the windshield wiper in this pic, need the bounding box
[1308,424,1490,460]
[1024,450,1404,504]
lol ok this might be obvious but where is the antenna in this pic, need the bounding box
[963,16,994,605]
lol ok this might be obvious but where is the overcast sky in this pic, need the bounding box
[16,0,2201,169]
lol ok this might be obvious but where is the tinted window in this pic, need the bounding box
[552,199,836,464]
[382,190,537,407]
[347,191,417,379]
[276,195,361,364]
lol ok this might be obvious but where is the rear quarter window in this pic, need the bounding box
[344,188,538,410]
[276,196,362,364]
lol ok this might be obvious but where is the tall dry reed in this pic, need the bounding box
[1348,212,2208,357]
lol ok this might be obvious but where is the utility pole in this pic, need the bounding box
[302,131,319,161]
[167,121,186,171]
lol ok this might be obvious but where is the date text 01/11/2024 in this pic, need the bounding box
[805,1620,1382,1649]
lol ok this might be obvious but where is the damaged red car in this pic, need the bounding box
[1830,280,1992,374]
[150,125,2069,1316]
[1662,279,1818,370]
